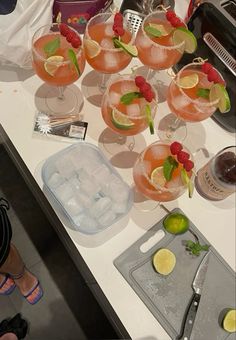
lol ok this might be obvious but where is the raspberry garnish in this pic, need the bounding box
[59,23,70,37]
[114,12,123,23]
[177,151,190,163]
[71,36,82,48]
[113,12,124,36]
[201,62,212,74]
[113,26,125,37]
[140,83,151,93]
[183,159,194,171]
[66,30,76,43]
[170,17,183,28]
[207,68,219,82]
[166,10,176,21]
[135,76,146,87]
[144,90,154,102]
[170,141,183,155]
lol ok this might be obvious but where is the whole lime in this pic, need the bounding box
[163,213,189,235]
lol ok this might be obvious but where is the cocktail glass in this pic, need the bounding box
[101,74,158,155]
[158,61,221,141]
[83,12,136,92]
[133,140,194,210]
[135,10,185,77]
[32,23,85,116]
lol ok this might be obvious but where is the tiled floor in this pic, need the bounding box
[0,145,120,340]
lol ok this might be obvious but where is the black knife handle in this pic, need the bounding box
[177,292,201,340]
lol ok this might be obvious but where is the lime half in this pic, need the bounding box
[111,110,134,130]
[44,55,64,76]
[153,248,176,275]
[172,27,197,53]
[223,309,236,333]
[150,166,166,187]
[84,39,101,58]
[177,73,199,89]
[163,212,189,234]
[209,83,231,113]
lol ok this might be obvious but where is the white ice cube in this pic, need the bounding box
[100,38,114,49]
[103,53,119,71]
[120,82,137,95]
[126,103,141,117]
[89,197,112,218]
[47,172,64,189]
[150,46,167,64]
[73,213,98,233]
[68,176,80,190]
[55,156,75,179]
[104,24,114,37]
[149,145,169,161]
[109,181,129,203]
[172,95,190,111]
[165,175,183,189]
[92,164,111,186]
[112,202,128,214]
[80,179,101,198]
[136,34,152,49]
[101,174,122,196]
[109,91,121,106]
[65,196,83,216]
[76,191,93,208]
[98,210,117,227]
[54,182,73,204]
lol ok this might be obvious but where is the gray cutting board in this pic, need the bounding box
[114,208,236,340]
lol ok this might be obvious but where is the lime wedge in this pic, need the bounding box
[111,110,135,130]
[152,248,176,275]
[44,55,64,76]
[150,166,166,187]
[145,104,154,135]
[163,212,189,234]
[209,83,231,113]
[149,23,173,36]
[113,38,138,57]
[181,168,194,198]
[83,39,101,58]
[172,27,197,53]
[223,309,236,333]
[177,73,199,89]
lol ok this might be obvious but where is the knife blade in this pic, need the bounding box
[177,251,210,340]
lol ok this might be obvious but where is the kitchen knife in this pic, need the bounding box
[177,251,210,340]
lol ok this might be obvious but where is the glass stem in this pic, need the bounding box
[166,117,181,139]
[100,74,108,92]
[57,86,65,101]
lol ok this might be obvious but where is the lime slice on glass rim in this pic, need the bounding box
[163,212,189,235]
[112,38,138,57]
[148,23,173,36]
[150,166,166,187]
[152,248,176,275]
[172,27,197,53]
[209,83,231,113]
[223,309,236,333]
[177,73,199,89]
[111,110,135,130]
[83,39,101,58]
[44,55,64,76]
[181,168,194,198]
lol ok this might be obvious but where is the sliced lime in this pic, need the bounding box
[177,73,199,89]
[152,248,176,275]
[111,110,135,130]
[223,309,236,333]
[44,55,64,76]
[150,166,166,187]
[172,27,197,53]
[181,168,194,198]
[145,104,154,135]
[148,23,173,36]
[112,38,138,57]
[83,39,101,58]
[209,83,231,113]
[163,212,189,234]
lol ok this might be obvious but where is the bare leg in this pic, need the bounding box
[0,244,40,302]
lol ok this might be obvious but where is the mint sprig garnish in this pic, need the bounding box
[44,37,60,57]
[144,25,162,37]
[163,156,178,181]
[120,92,143,105]
[68,49,80,75]
[185,240,210,256]
[197,88,210,99]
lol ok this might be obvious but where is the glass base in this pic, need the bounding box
[133,187,159,212]
[101,129,135,155]
[46,87,78,115]
[157,113,187,142]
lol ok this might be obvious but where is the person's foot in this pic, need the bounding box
[0,274,16,295]
[0,333,18,340]
[12,270,43,305]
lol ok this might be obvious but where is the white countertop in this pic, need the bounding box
[0,3,235,339]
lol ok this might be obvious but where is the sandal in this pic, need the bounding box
[0,313,28,339]
[10,267,43,305]
[0,275,16,295]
